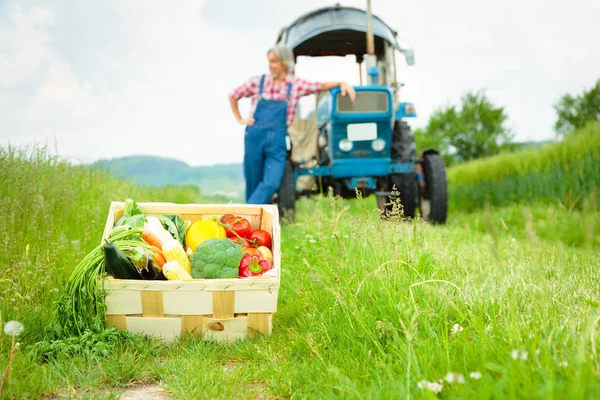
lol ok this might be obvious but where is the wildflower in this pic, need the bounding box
[418,380,443,393]
[308,239,317,244]
[451,323,463,335]
[469,371,482,380]
[444,372,465,384]
[559,361,568,368]
[511,349,528,360]
[511,237,516,242]
[4,321,24,337]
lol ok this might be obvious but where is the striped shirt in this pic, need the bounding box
[229,73,322,126]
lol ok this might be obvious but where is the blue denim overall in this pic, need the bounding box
[244,74,292,204]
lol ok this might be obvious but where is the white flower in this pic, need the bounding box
[511,349,528,360]
[4,321,24,336]
[308,239,317,244]
[428,380,444,393]
[559,361,568,368]
[469,371,482,380]
[418,380,443,393]
[444,372,465,384]
[451,323,463,335]
[511,237,516,242]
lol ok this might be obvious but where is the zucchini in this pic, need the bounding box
[103,242,141,280]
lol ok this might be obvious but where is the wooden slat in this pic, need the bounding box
[247,313,273,336]
[126,317,181,342]
[234,290,278,313]
[105,285,143,315]
[259,207,273,235]
[181,315,204,337]
[212,291,235,319]
[104,278,280,292]
[203,317,247,342]
[162,289,213,315]
[106,314,127,330]
[141,291,164,317]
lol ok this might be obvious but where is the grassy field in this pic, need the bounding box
[448,121,600,212]
[1,145,599,399]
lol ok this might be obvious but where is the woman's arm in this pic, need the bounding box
[229,76,260,125]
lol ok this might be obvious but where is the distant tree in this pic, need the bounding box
[554,78,600,136]
[417,90,514,165]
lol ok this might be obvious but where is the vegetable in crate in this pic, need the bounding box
[220,214,251,239]
[163,261,193,281]
[162,239,192,274]
[114,199,146,229]
[159,215,191,246]
[103,242,141,280]
[239,255,273,277]
[257,246,273,262]
[185,220,226,252]
[130,246,165,280]
[190,238,244,279]
[246,229,272,249]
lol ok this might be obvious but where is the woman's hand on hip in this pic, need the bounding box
[238,116,255,126]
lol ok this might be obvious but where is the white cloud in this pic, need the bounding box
[0,5,53,88]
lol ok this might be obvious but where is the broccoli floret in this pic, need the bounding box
[190,238,244,279]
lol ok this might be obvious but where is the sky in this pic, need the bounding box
[1,0,599,166]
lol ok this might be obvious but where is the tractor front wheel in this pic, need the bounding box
[378,173,418,219]
[390,172,418,219]
[419,152,448,224]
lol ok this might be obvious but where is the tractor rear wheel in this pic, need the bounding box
[420,152,448,224]
[277,159,296,223]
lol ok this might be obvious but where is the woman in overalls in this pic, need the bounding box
[229,44,356,204]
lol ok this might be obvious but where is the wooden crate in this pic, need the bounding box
[101,201,281,342]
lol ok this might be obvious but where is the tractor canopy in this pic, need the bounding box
[276,4,414,65]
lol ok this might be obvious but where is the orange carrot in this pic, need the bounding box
[142,228,164,249]
[150,245,166,267]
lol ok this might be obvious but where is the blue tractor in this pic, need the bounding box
[273,4,448,224]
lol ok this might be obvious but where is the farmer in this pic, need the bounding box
[229,44,356,204]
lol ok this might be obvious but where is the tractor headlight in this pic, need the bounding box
[371,138,386,151]
[339,139,353,152]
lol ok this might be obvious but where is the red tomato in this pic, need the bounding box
[230,236,249,247]
[222,215,251,239]
[243,247,262,258]
[247,229,272,249]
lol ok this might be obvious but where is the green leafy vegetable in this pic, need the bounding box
[115,199,146,228]
[160,215,191,246]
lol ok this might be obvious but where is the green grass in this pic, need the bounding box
[448,121,600,212]
[1,144,600,399]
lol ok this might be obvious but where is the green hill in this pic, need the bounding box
[91,156,245,200]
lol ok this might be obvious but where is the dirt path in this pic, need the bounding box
[119,384,173,400]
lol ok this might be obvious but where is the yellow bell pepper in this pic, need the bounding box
[185,220,226,252]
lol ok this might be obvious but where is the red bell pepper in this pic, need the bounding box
[239,255,272,277]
